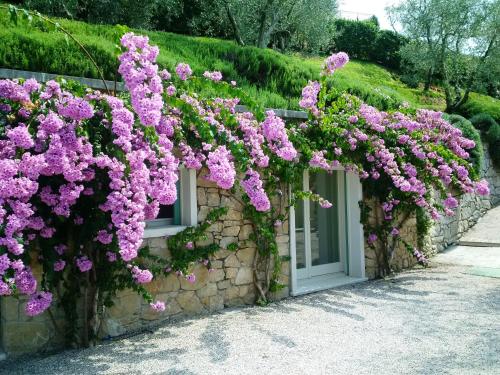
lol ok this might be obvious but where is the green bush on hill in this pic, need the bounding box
[458,93,500,123]
[486,124,500,169]
[0,6,498,118]
[443,114,484,174]
[469,113,498,132]
[330,18,407,71]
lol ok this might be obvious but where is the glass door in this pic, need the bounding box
[296,170,346,280]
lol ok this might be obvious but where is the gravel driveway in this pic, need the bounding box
[2,257,499,375]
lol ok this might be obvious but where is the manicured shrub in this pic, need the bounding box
[330,19,407,71]
[458,94,500,123]
[444,114,484,174]
[469,113,498,132]
[330,19,379,61]
[486,124,500,168]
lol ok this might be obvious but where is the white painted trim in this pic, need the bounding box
[143,168,198,239]
[289,168,366,294]
[291,272,367,296]
[303,170,312,279]
[345,171,366,278]
[143,225,188,238]
[288,185,298,294]
[180,168,198,226]
[337,171,347,273]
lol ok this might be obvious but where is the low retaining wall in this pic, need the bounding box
[0,175,291,355]
[430,147,500,252]
[2,149,499,356]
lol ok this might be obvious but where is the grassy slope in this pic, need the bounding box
[0,6,497,117]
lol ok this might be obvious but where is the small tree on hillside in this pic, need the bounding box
[224,0,337,51]
[388,0,499,112]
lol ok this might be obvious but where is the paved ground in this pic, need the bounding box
[3,208,500,375]
[459,205,500,246]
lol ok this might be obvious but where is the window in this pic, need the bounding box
[143,168,197,238]
[289,168,367,295]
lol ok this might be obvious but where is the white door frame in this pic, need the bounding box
[289,168,365,295]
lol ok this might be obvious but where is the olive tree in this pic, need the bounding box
[388,0,499,112]
[224,0,337,51]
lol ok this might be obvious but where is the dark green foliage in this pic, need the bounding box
[469,113,498,132]
[371,30,407,70]
[486,123,500,168]
[330,19,379,61]
[330,19,407,71]
[0,9,317,107]
[443,114,484,174]
[23,0,159,29]
[456,94,500,123]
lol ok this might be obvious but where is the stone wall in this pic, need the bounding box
[430,147,500,253]
[362,197,419,279]
[2,149,498,356]
[0,174,290,355]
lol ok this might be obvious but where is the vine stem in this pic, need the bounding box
[1,5,110,94]
[47,307,63,339]
[388,211,411,262]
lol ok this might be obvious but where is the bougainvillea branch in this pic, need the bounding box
[0,31,490,347]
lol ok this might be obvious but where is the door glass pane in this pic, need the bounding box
[310,171,340,266]
[295,182,306,270]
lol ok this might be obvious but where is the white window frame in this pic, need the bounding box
[143,168,198,238]
[289,168,366,295]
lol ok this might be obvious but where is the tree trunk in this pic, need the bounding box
[225,2,245,46]
[257,0,274,48]
[424,66,433,91]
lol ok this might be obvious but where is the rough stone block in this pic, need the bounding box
[207,192,220,207]
[208,269,225,283]
[236,247,255,266]
[176,291,204,314]
[224,286,240,301]
[197,188,207,205]
[225,267,238,280]
[196,283,217,298]
[238,224,253,241]
[220,236,237,249]
[224,254,240,268]
[217,280,231,290]
[146,273,180,293]
[235,267,253,285]
[179,264,209,291]
[222,226,240,237]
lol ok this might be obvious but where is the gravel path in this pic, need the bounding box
[3,261,499,375]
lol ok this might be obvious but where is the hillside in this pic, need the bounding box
[0,6,498,118]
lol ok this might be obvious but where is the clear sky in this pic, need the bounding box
[338,0,402,30]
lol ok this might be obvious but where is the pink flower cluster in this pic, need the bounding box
[241,169,271,212]
[261,111,297,161]
[203,71,223,82]
[309,151,339,172]
[298,51,490,264]
[299,81,321,114]
[324,52,349,75]
[206,146,236,189]
[131,265,153,284]
[176,63,192,81]
[119,33,163,128]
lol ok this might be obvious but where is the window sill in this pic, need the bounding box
[143,225,187,239]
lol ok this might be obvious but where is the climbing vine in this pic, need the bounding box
[0,9,490,348]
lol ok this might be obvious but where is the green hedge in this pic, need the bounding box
[330,19,408,71]
[443,114,484,174]
[0,10,318,108]
[486,124,500,168]
[469,113,498,132]
[457,93,500,123]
